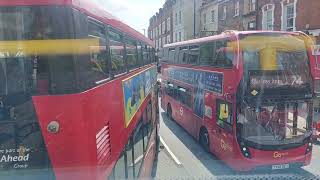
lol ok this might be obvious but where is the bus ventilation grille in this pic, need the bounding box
[96,122,111,165]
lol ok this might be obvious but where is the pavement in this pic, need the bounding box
[153,99,320,179]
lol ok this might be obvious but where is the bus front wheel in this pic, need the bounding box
[200,128,210,152]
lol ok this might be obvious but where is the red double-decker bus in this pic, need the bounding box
[0,0,159,180]
[160,31,318,171]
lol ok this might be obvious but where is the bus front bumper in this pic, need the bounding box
[229,144,312,171]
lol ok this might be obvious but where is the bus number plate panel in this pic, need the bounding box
[271,164,289,170]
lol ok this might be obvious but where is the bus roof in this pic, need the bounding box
[0,0,153,47]
[163,30,302,48]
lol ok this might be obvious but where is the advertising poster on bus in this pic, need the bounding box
[122,67,157,127]
[167,67,223,117]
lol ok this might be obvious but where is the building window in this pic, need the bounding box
[179,11,182,24]
[162,21,165,34]
[248,21,256,30]
[163,37,166,46]
[203,13,207,24]
[262,4,274,30]
[175,32,178,42]
[249,0,256,12]
[155,40,157,49]
[222,6,227,20]
[234,1,240,16]
[175,13,178,25]
[284,3,295,31]
[167,18,171,32]
[178,32,181,42]
[211,10,215,22]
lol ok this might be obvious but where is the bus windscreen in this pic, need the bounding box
[240,34,312,98]
[238,102,312,148]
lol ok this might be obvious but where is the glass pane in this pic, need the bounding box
[126,38,138,70]
[133,122,144,177]
[113,153,126,179]
[287,5,294,18]
[126,138,134,179]
[142,45,149,65]
[0,7,76,95]
[188,47,199,64]
[287,18,294,28]
[238,102,311,145]
[88,22,109,80]
[0,7,72,40]
[109,29,125,75]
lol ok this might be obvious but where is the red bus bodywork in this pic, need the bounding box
[0,0,158,180]
[33,66,159,179]
[160,31,318,171]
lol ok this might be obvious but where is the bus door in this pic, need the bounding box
[214,98,234,160]
[204,91,219,154]
[166,82,181,122]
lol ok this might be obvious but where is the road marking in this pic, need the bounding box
[160,136,182,166]
[129,155,144,167]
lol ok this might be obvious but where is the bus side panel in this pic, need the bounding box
[181,105,197,138]
[81,79,126,180]
[33,95,95,180]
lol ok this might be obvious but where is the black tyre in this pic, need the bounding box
[167,104,172,120]
[200,129,210,152]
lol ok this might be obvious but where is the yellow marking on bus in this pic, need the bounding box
[260,47,277,70]
[235,35,310,51]
[0,39,100,56]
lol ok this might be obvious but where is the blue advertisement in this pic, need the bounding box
[167,67,223,117]
[194,71,205,117]
[167,67,223,93]
[123,66,157,127]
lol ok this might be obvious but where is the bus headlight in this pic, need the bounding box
[240,142,251,158]
[305,142,313,154]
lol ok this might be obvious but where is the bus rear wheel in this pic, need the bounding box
[167,104,172,121]
[200,128,210,152]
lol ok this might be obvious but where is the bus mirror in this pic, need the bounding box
[219,104,229,119]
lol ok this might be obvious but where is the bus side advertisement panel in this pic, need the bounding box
[122,66,157,127]
[167,67,223,117]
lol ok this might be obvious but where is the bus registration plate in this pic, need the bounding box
[272,164,289,170]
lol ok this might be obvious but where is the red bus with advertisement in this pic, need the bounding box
[160,31,318,171]
[0,0,159,180]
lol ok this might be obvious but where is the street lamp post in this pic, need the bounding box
[193,0,196,38]
[142,29,146,36]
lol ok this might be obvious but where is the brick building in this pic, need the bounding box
[242,0,258,30]
[218,0,245,32]
[148,0,174,52]
[257,0,320,44]
[150,0,320,45]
